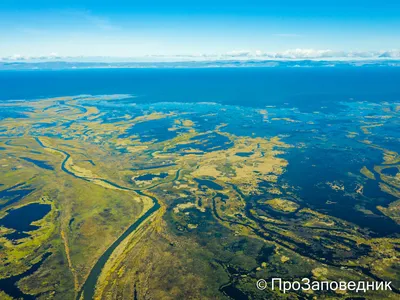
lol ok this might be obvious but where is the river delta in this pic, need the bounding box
[0,93,399,299]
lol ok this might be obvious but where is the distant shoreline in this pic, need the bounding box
[1,59,400,70]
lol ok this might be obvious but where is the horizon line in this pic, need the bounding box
[2,48,400,63]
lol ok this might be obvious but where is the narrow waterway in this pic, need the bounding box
[77,191,160,300]
[34,137,177,300]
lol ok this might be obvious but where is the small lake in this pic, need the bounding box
[0,203,51,240]
[235,152,253,157]
[194,178,223,191]
[135,173,168,181]
[21,157,54,170]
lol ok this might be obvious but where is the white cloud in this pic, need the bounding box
[275,49,335,58]
[379,50,400,58]
[1,53,64,61]
[1,49,400,62]
[11,54,24,60]
[224,50,252,57]
[209,49,400,60]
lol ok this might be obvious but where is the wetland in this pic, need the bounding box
[0,68,399,299]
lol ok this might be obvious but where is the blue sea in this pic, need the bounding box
[1,68,400,112]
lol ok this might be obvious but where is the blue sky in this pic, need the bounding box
[1,1,400,59]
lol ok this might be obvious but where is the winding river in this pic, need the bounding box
[34,137,180,300]
[77,191,160,300]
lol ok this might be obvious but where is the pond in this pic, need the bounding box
[21,157,54,170]
[0,203,51,240]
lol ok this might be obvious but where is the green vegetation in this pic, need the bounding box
[0,95,399,299]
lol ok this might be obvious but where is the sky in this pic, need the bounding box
[1,1,400,60]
